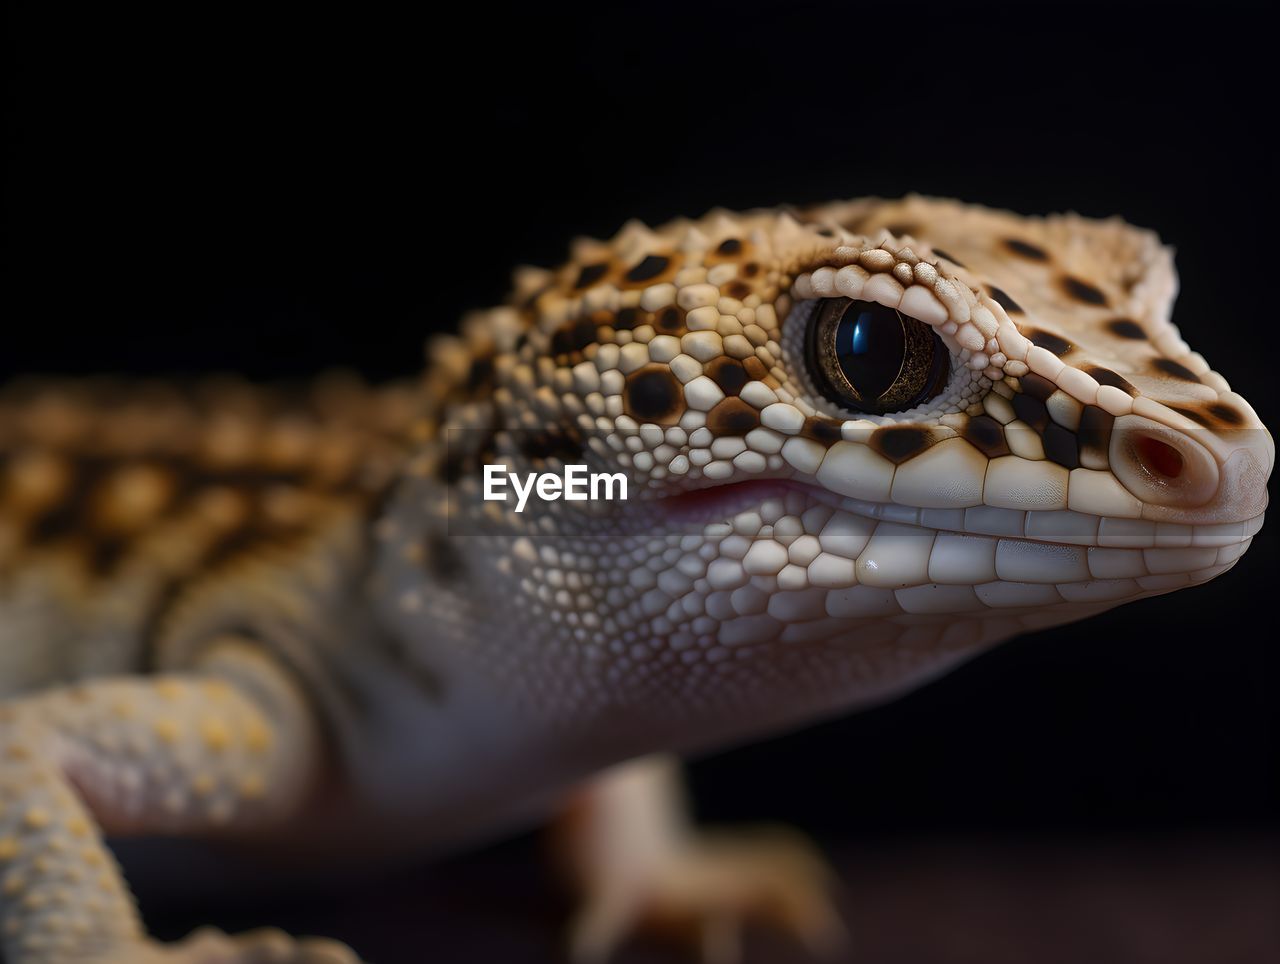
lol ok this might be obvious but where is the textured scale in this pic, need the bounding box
[368,197,1270,749]
[0,196,1272,963]
[0,376,420,695]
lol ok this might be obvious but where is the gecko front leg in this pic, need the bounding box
[557,756,845,964]
[0,638,355,963]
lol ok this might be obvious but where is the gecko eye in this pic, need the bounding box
[805,297,950,415]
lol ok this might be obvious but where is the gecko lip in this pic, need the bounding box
[654,478,1258,593]
[657,479,798,525]
[657,478,1261,554]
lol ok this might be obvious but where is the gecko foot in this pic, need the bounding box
[95,928,363,964]
[568,825,845,964]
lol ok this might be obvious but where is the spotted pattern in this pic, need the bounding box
[1,196,1271,964]
[382,199,1269,743]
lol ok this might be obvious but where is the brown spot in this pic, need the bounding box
[466,355,494,392]
[932,248,966,268]
[1041,422,1079,469]
[1107,318,1146,340]
[574,263,608,289]
[707,398,760,436]
[1025,329,1072,357]
[1169,406,1212,428]
[801,417,842,444]
[520,430,581,464]
[1061,275,1109,307]
[961,415,1010,458]
[1012,393,1050,431]
[815,227,836,238]
[717,238,742,255]
[624,366,683,425]
[884,223,920,237]
[870,426,933,464]
[726,281,753,300]
[1003,238,1050,261]
[552,317,599,356]
[1078,406,1115,456]
[654,306,685,334]
[706,358,750,396]
[1085,367,1138,397]
[624,255,670,284]
[986,285,1022,313]
[614,307,641,331]
[1153,358,1201,383]
[742,262,760,278]
[742,357,771,383]
[1019,373,1056,401]
[1207,403,1244,425]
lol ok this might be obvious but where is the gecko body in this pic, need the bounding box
[0,196,1270,962]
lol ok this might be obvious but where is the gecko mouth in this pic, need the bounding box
[659,477,1260,550]
[658,479,798,525]
[655,475,1259,595]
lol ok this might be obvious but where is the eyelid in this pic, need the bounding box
[790,249,1032,384]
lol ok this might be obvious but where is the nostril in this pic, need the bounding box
[1134,435,1184,480]
[1110,415,1219,508]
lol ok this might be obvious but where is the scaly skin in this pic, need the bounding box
[0,196,1271,962]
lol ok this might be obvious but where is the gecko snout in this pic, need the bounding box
[1109,412,1271,523]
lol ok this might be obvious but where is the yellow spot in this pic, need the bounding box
[65,817,89,839]
[45,836,66,853]
[156,681,184,702]
[200,718,232,753]
[110,700,136,720]
[191,773,215,798]
[5,744,32,762]
[0,837,18,861]
[2,873,23,896]
[243,718,273,754]
[238,774,266,800]
[82,848,104,867]
[64,867,83,884]
[23,808,50,830]
[33,856,51,874]
[21,891,44,910]
[95,463,175,532]
[153,719,180,745]
[97,872,114,890]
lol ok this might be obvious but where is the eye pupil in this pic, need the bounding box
[834,304,906,402]
[805,297,949,415]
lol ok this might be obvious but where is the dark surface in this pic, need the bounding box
[6,2,1279,961]
[133,833,1280,964]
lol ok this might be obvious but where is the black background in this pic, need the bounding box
[6,0,1276,843]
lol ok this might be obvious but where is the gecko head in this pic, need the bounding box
[411,198,1270,747]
